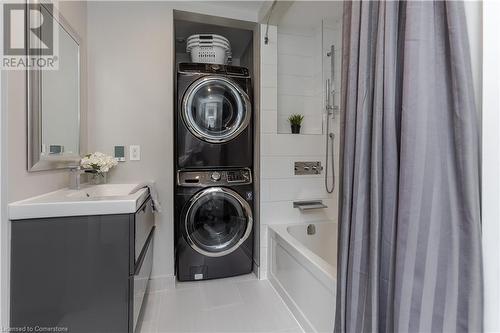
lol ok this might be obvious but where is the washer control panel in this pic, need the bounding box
[210,171,221,181]
[178,169,252,187]
[226,170,250,183]
[178,63,250,77]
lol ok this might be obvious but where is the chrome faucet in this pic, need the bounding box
[69,166,85,190]
[307,224,316,235]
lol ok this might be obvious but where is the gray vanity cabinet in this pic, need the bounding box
[10,197,154,333]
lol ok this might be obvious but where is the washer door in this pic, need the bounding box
[182,76,251,143]
[184,187,253,257]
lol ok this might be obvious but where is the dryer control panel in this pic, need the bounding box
[178,168,252,187]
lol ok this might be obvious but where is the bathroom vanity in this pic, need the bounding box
[9,184,154,333]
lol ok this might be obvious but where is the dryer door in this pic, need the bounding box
[182,76,251,144]
[184,187,253,257]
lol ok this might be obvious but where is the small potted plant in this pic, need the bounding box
[288,114,304,134]
[80,152,118,185]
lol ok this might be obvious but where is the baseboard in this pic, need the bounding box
[253,260,268,280]
[148,274,175,292]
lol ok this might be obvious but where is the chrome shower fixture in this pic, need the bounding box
[325,44,336,194]
[264,0,278,45]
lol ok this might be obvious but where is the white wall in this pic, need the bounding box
[259,25,338,278]
[462,2,500,331]
[277,26,323,134]
[171,0,259,23]
[6,1,88,202]
[464,1,483,116]
[480,1,500,331]
[86,2,260,284]
[1,1,87,325]
[275,2,342,136]
[87,2,174,281]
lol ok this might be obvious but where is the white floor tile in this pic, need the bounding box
[138,320,158,333]
[157,287,205,332]
[275,328,304,333]
[139,275,303,333]
[141,291,162,323]
[236,280,299,332]
[202,303,256,332]
[200,279,244,310]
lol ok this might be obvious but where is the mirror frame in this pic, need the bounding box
[27,3,82,171]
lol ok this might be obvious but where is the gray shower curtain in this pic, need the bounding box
[335,1,482,332]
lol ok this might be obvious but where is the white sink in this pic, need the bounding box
[9,184,149,220]
[66,184,143,199]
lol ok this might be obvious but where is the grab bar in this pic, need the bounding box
[293,200,328,211]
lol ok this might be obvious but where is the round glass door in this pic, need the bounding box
[182,76,251,143]
[184,187,253,257]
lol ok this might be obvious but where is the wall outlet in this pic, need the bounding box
[130,145,141,161]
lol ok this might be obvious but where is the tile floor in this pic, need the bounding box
[138,274,303,333]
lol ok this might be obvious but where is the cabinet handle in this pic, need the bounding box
[135,227,155,275]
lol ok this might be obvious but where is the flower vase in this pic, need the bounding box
[87,171,107,185]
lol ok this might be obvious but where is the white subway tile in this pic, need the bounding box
[278,54,314,76]
[261,64,277,88]
[277,114,323,135]
[261,156,294,179]
[260,133,325,156]
[278,25,317,37]
[259,179,271,202]
[261,41,277,65]
[261,87,277,110]
[260,225,268,248]
[258,20,342,280]
[260,110,277,134]
[261,155,327,179]
[262,24,277,40]
[278,74,315,96]
[278,33,314,57]
[267,177,333,201]
[260,199,337,225]
[260,247,268,271]
[277,95,322,115]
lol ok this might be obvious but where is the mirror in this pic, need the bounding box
[28,4,81,171]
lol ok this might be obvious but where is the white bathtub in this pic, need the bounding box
[268,222,337,333]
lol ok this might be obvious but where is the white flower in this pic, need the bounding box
[80,152,118,173]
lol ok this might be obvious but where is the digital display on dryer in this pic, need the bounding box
[227,170,249,183]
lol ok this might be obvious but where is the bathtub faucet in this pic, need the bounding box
[307,224,316,235]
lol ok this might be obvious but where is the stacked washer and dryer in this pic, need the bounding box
[174,34,254,281]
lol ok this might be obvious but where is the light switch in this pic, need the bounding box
[130,145,141,161]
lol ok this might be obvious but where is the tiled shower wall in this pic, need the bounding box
[277,26,323,134]
[259,25,340,278]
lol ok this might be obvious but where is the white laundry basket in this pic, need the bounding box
[186,34,232,65]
